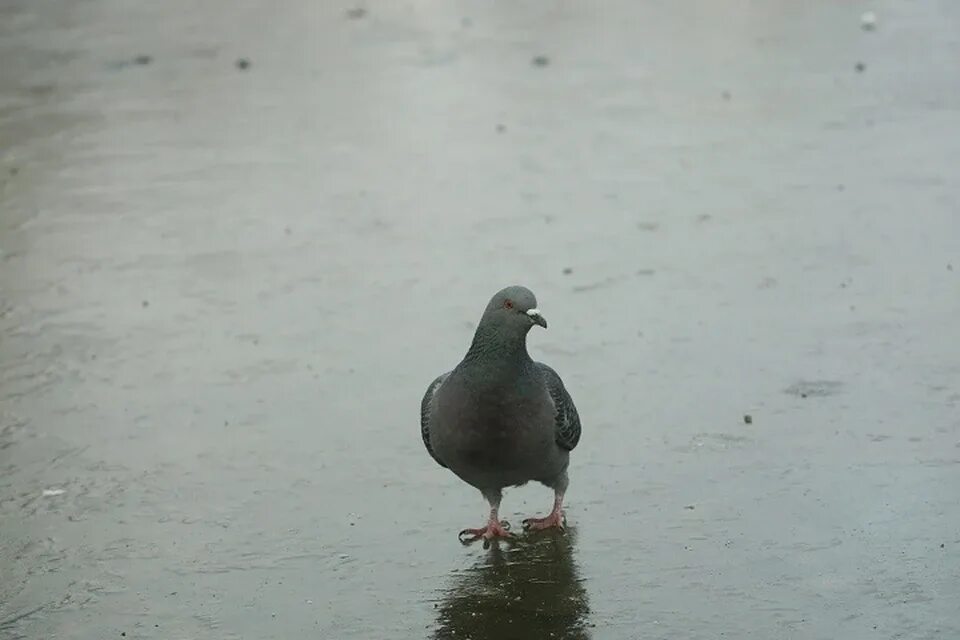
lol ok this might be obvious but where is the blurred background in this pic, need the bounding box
[1,1,958,638]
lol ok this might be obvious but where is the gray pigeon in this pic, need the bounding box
[421,286,581,543]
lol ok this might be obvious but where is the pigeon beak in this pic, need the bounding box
[526,308,548,329]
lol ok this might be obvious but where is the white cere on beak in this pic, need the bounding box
[526,307,547,328]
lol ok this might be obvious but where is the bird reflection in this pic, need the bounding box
[433,528,591,639]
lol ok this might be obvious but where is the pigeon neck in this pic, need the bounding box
[464,321,531,365]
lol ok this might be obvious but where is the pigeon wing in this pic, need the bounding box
[420,372,450,468]
[536,363,582,452]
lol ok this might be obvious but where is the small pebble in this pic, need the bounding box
[860,11,877,31]
[941,543,945,548]
[948,264,953,271]
[134,54,152,65]
[744,414,753,424]
[142,300,149,308]
[855,62,866,73]
[531,55,550,67]
[801,393,808,399]
[235,58,251,70]
[684,505,695,510]
[495,123,506,133]
[562,267,573,275]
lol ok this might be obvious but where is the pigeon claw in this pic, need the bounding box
[522,511,566,533]
[458,520,513,546]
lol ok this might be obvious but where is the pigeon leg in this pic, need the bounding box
[523,490,565,531]
[458,490,513,545]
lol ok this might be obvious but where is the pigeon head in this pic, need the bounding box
[482,285,547,331]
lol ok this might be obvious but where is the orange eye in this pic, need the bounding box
[503,299,514,310]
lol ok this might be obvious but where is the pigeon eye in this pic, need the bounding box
[503,299,514,310]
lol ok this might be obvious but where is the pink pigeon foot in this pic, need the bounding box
[522,510,565,531]
[458,518,512,546]
[522,491,566,532]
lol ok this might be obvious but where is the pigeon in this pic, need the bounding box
[421,285,581,543]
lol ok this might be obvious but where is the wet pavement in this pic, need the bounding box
[2,1,959,638]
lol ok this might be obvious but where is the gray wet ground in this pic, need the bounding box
[2,1,959,638]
